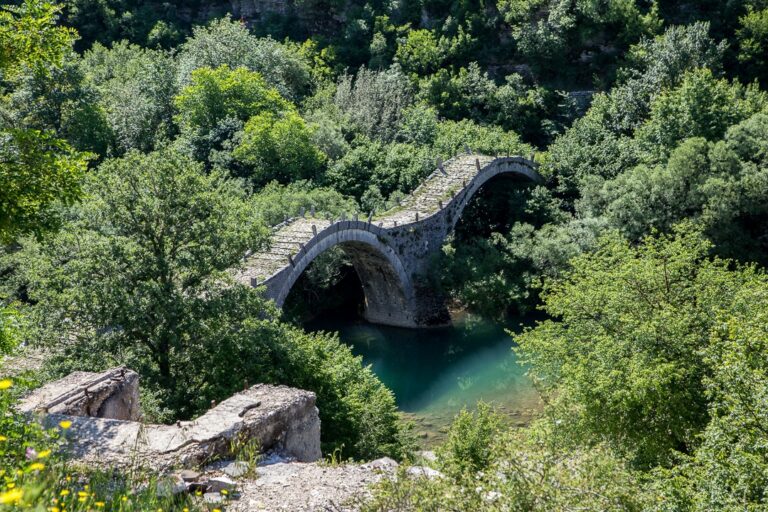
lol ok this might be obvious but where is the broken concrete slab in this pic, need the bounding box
[47,384,321,470]
[20,367,140,421]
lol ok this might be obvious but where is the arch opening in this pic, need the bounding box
[278,232,416,328]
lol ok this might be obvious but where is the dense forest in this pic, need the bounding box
[2,0,768,509]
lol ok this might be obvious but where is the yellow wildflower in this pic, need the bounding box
[0,488,23,504]
[27,462,45,472]
[0,379,13,390]
[77,491,88,498]
[37,450,51,459]
[95,502,105,507]
[6,483,14,489]
[60,490,70,496]
[59,420,72,430]
[0,436,7,441]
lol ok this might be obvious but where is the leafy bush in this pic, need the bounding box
[334,65,414,143]
[362,420,647,511]
[176,16,313,101]
[515,225,759,467]
[435,402,503,477]
[234,111,326,186]
[174,65,291,137]
[251,181,357,227]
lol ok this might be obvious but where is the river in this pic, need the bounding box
[305,311,542,446]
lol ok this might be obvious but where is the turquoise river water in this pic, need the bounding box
[306,312,542,446]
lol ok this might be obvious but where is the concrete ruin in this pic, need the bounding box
[23,369,321,470]
[20,367,141,420]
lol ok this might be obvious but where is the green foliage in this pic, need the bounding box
[516,225,760,467]
[174,64,292,137]
[234,111,326,186]
[737,7,768,86]
[251,181,357,227]
[0,0,90,244]
[176,16,313,101]
[0,304,20,356]
[11,147,409,460]
[687,279,768,509]
[22,147,269,415]
[636,68,767,158]
[334,65,414,142]
[395,29,443,76]
[432,118,530,158]
[243,321,414,459]
[435,402,503,477]
[546,22,726,196]
[579,113,768,264]
[363,423,647,511]
[323,136,433,202]
[0,0,77,80]
[80,41,177,153]
[0,130,89,243]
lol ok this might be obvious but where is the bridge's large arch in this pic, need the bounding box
[271,225,418,327]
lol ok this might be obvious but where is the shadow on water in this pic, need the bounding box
[305,310,543,445]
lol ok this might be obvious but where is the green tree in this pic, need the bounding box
[24,148,268,412]
[516,225,755,467]
[324,137,385,200]
[636,68,767,158]
[737,7,768,86]
[395,29,443,75]
[0,0,76,78]
[0,130,88,243]
[579,113,768,264]
[545,23,724,197]
[234,111,326,185]
[176,16,313,101]
[0,0,89,243]
[81,41,177,153]
[334,65,414,143]
[174,64,291,137]
[16,147,412,458]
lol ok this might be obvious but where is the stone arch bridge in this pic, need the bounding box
[236,154,542,327]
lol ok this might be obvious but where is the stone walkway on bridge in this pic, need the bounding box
[237,154,527,286]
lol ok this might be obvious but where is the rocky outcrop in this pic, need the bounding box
[19,367,140,421]
[47,384,321,470]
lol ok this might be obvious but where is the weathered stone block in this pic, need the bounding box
[47,384,321,470]
[19,367,140,421]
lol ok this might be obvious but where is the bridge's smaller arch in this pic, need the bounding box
[270,222,418,328]
[445,157,543,234]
